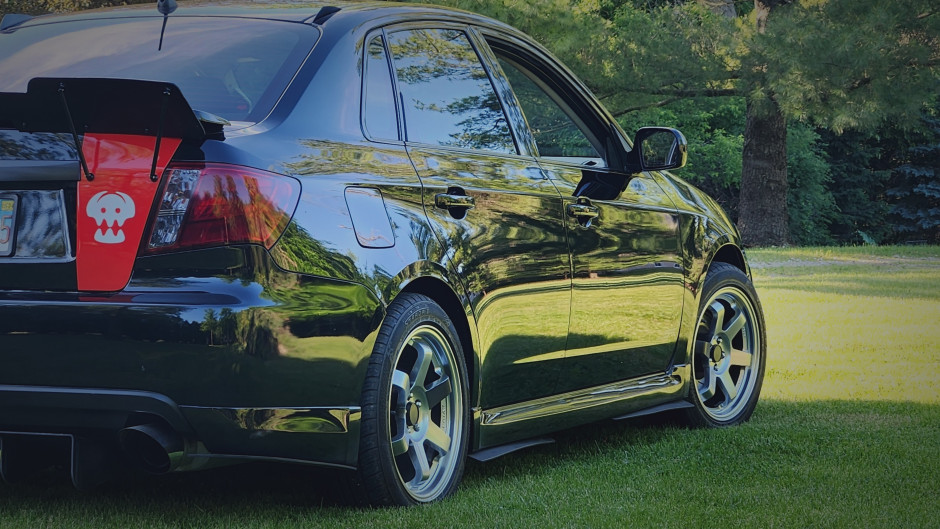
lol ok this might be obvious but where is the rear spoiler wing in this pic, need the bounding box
[0,77,207,142]
[0,77,219,181]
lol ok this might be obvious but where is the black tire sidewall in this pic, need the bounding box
[358,293,470,506]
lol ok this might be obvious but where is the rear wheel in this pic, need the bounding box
[684,263,766,427]
[355,293,469,505]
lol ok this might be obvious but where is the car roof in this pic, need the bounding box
[5,1,518,31]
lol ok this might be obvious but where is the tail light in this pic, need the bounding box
[143,163,300,254]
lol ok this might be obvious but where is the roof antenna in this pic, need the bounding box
[156,0,177,51]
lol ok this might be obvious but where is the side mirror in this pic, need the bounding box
[629,127,687,173]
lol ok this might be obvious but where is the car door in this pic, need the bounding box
[382,25,571,409]
[484,37,686,392]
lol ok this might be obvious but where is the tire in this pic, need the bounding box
[354,293,469,505]
[683,262,766,427]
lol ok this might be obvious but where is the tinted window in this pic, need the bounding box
[497,57,599,159]
[387,28,515,154]
[362,35,399,141]
[0,18,318,123]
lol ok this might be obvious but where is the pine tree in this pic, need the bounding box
[888,107,940,243]
[819,129,893,244]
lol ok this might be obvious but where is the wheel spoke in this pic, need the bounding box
[691,280,763,423]
[412,340,434,388]
[693,339,711,360]
[724,311,746,338]
[717,369,739,401]
[424,376,452,408]
[382,320,465,502]
[424,423,451,455]
[699,365,717,401]
[408,439,432,482]
[392,370,411,402]
[708,300,726,334]
[391,432,409,456]
[730,348,752,367]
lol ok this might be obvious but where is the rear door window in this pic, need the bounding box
[362,34,400,141]
[386,28,516,154]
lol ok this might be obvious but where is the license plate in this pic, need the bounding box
[0,195,17,257]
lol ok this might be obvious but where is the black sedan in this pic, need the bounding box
[0,0,766,505]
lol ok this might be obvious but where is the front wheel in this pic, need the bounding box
[683,262,766,427]
[355,293,469,506]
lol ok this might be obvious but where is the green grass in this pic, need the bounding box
[748,247,940,403]
[2,246,939,528]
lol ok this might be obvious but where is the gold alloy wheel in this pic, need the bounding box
[693,285,762,422]
[387,324,465,502]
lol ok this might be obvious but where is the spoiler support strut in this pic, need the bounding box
[57,82,94,181]
[151,87,171,182]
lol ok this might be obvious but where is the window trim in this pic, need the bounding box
[380,22,523,157]
[359,29,404,144]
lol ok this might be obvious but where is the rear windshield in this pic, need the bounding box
[0,17,319,123]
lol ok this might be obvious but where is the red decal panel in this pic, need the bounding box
[76,134,181,291]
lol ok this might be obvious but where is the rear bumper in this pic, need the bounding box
[0,385,194,435]
[0,384,360,470]
[0,246,382,471]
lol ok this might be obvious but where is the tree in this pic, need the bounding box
[820,128,895,244]
[888,105,940,243]
[786,123,837,245]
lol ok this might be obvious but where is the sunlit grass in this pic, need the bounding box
[1,246,938,527]
[750,244,940,261]
[749,246,940,403]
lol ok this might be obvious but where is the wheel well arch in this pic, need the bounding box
[399,276,478,403]
[710,244,747,275]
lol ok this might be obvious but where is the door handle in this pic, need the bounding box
[566,203,599,220]
[567,200,599,228]
[435,193,475,210]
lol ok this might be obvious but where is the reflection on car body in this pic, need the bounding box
[0,1,766,506]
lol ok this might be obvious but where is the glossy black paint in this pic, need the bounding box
[548,163,685,392]
[0,1,752,483]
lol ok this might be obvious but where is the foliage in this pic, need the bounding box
[619,97,746,216]
[0,0,149,17]
[887,105,940,243]
[818,128,895,244]
[785,123,837,245]
[762,0,940,134]
[427,0,939,246]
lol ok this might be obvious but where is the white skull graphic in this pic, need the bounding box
[86,191,136,244]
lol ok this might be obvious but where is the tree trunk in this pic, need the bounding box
[739,99,789,246]
[735,0,791,246]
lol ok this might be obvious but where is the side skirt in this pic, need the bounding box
[473,366,690,450]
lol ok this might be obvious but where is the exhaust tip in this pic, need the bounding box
[118,423,184,474]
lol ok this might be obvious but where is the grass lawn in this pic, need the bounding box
[2,246,938,528]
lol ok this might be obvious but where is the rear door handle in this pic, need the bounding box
[435,193,475,210]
